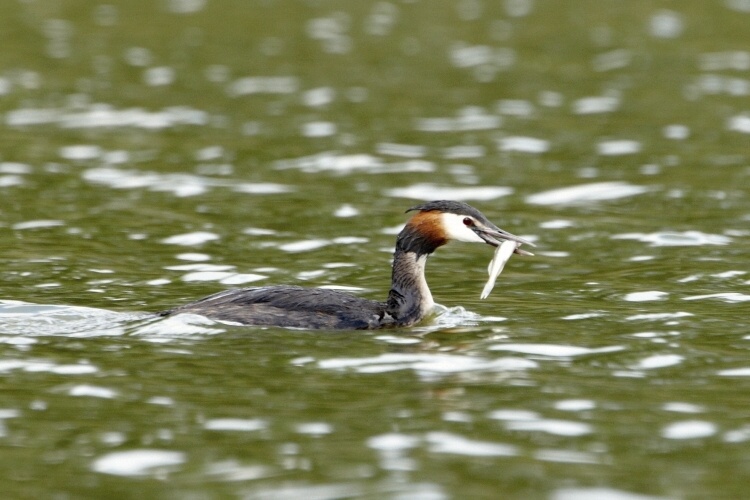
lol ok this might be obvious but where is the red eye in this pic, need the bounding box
[463,217,473,226]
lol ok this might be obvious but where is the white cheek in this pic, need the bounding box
[440,213,485,243]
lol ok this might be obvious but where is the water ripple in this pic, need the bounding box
[91,449,186,477]
[555,399,596,411]
[504,419,593,436]
[425,431,518,457]
[0,359,98,375]
[226,76,298,97]
[497,136,550,153]
[204,418,268,432]
[572,96,620,114]
[68,384,119,399]
[12,220,65,230]
[624,291,668,302]
[535,449,601,464]
[612,231,731,246]
[0,301,133,337]
[317,352,536,376]
[7,105,208,129]
[625,312,692,321]
[552,487,669,500]
[717,368,750,377]
[630,354,684,370]
[661,420,717,440]
[84,167,292,197]
[375,143,427,158]
[526,182,648,205]
[273,152,434,174]
[683,292,750,303]
[385,183,513,201]
[597,139,642,156]
[488,343,624,357]
[161,232,220,246]
[414,110,502,132]
[728,114,750,133]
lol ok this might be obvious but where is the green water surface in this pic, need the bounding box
[1,1,749,498]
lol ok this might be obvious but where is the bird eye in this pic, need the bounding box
[463,217,473,226]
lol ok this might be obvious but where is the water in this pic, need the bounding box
[1,1,749,498]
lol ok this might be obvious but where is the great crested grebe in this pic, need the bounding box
[161,200,534,329]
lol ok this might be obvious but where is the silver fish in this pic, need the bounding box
[480,239,518,299]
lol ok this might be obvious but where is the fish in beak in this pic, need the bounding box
[473,220,535,256]
[472,220,535,299]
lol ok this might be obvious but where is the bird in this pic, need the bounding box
[160,200,534,330]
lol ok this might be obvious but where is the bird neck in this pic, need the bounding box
[395,212,446,256]
[386,247,435,326]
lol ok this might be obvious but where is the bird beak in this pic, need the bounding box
[474,222,536,256]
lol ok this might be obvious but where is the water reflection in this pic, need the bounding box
[612,231,732,246]
[84,167,293,197]
[91,449,186,477]
[526,182,649,205]
[1,0,749,497]
[317,352,536,377]
[6,105,208,129]
[385,183,513,201]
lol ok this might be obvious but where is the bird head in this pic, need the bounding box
[399,200,534,256]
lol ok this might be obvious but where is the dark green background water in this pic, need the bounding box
[1,1,749,498]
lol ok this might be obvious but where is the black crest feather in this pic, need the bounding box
[406,200,489,223]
